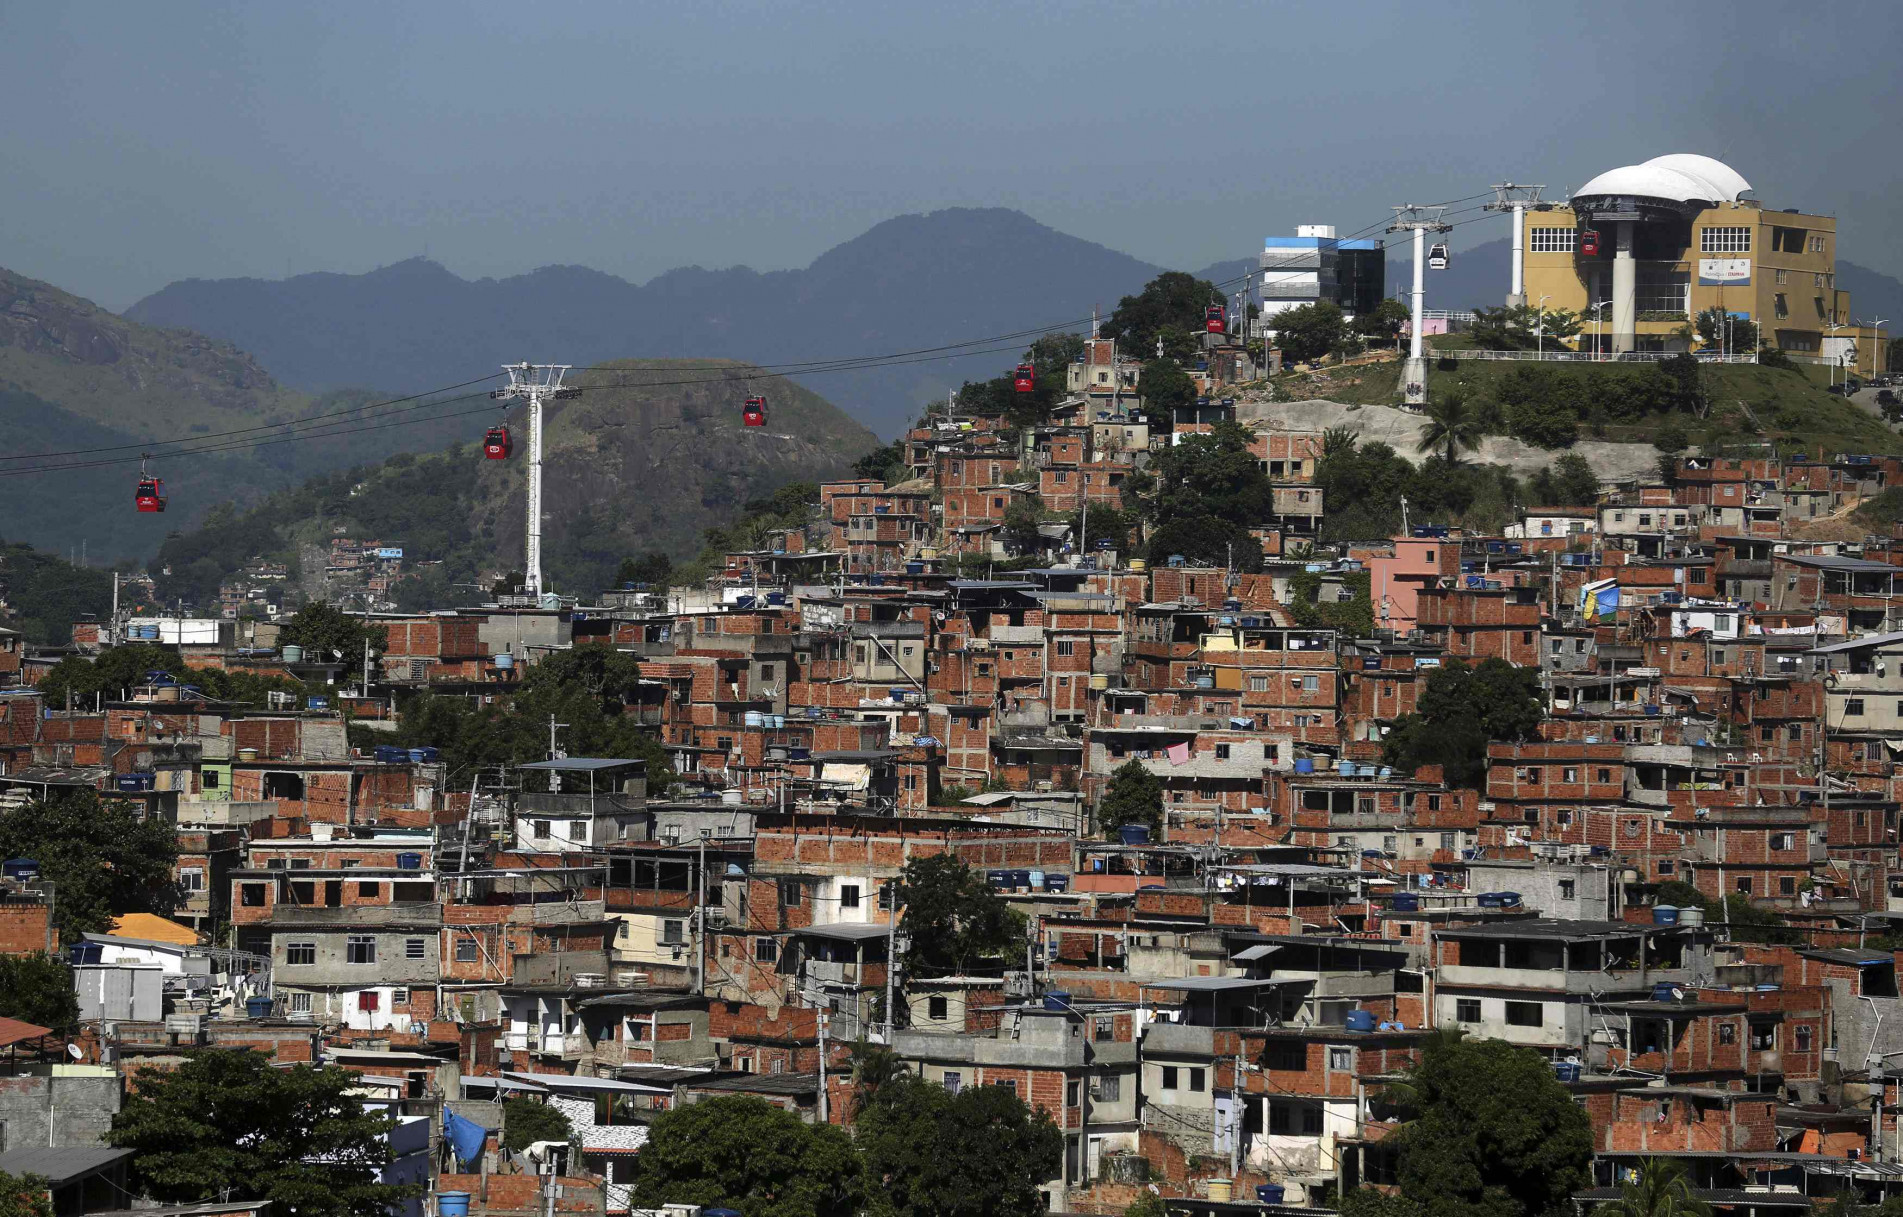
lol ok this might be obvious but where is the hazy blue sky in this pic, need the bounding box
[4,0,1899,312]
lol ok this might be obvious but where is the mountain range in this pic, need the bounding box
[126,209,1249,439]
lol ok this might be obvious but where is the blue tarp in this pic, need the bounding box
[444,1108,487,1168]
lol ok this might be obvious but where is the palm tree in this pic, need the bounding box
[1592,1157,1712,1217]
[1416,391,1483,465]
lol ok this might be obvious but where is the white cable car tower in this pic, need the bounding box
[1388,206,1452,410]
[490,363,580,598]
[1485,183,1546,307]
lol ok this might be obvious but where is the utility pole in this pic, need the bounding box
[1485,183,1545,307]
[696,831,709,996]
[109,573,119,647]
[884,883,901,1042]
[1388,206,1451,410]
[817,1011,830,1123]
[489,363,581,598]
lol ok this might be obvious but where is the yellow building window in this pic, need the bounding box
[1774,294,1789,319]
[1529,228,1575,253]
[1701,227,1751,254]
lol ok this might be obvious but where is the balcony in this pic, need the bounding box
[510,950,612,988]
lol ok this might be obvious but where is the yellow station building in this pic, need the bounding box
[1520,154,1886,374]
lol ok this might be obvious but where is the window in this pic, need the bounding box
[1751,1023,1776,1050]
[359,882,381,899]
[1057,641,1074,656]
[928,995,948,1020]
[1701,226,1751,253]
[1563,768,1577,783]
[345,936,377,965]
[456,936,479,963]
[1456,999,1481,1023]
[1846,699,1865,717]
[1504,1001,1544,1027]
[1775,268,1788,284]
[942,1072,961,1095]
[1796,1025,1814,1052]
[358,991,380,1012]
[1810,235,1828,253]
[241,883,266,907]
[661,920,684,945]
[288,992,312,1014]
[1718,1023,1736,1045]
[754,938,778,963]
[1302,675,1320,692]
[1327,1046,1353,1071]
[1774,293,1789,320]
[1559,880,1576,900]
[1214,744,1230,760]
[781,879,802,907]
[759,664,775,683]
[1250,674,1268,692]
[1161,1066,1179,1090]
[1095,1016,1116,1042]
[202,770,221,790]
[993,1079,1016,1096]
[405,938,426,960]
[286,942,316,966]
[1066,1080,1081,1108]
[1529,227,1575,253]
[840,884,861,909]
[532,820,551,840]
[1780,876,1796,896]
[1814,296,1828,321]
[1770,832,1794,851]
[179,867,205,892]
[1736,878,1754,896]
[1093,1074,1121,1102]
[1188,1068,1206,1092]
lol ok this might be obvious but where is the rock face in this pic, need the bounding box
[0,267,288,438]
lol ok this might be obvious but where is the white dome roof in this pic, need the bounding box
[1573,154,1751,205]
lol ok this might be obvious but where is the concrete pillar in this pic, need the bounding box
[1611,221,1637,355]
[1507,202,1527,308]
[1403,226,1428,408]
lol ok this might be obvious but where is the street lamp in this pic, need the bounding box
[1867,317,1890,384]
[1536,295,1551,361]
[1590,300,1613,362]
[1826,322,1848,388]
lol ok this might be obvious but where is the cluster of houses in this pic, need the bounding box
[16,342,1903,1217]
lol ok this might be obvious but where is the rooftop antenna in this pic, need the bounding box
[490,363,580,597]
[1485,183,1546,307]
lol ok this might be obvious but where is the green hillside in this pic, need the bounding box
[1272,345,1899,459]
[153,359,881,607]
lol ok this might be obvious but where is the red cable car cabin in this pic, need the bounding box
[1012,363,1036,393]
[1205,304,1226,334]
[483,426,513,459]
[743,396,768,427]
[135,477,166,513]
[1579,229,1600,256]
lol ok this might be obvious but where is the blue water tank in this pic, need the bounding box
[1496,891,1522,908]
[69,941,102,966]
[2,859,38,881]
[1476,893,1504,908]
[1652,904,1680,926]
[1345,1010,1377,1032]
[1257,1186,1286,1205]
[988,870,1009,887]
[438,1195,471,1217]
[1653,981,1680,1002]
[1392,892,1420,912]
[396,853,423,870]
[1338,761,1357,777]
[245,996,273,1019]
[409,747,439,763]
[1293,758,1315,774]
[1554,1061,1582,1082]
[1118,824,1151,845]
[1043,991,1073,1013]
[1044,875,1070,893]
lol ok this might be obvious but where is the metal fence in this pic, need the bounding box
[1435,350,1759,364]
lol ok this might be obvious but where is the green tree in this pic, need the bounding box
[0,791,179,941]
[1286,570,1372,637]
[278,601,387,664]
[1416,392,1485,465]
[852,440,909,484]
[1140,421,1271,571]
[855,1073,1062,1217]
[1001,495,1048,557]
[0,1171,51,1217]
[629,1095,859,1217]
[1101,273,1224,356]
[616,552,675,588]
[1590,1157,1711,1217]
[1124,1193,1169,1217]
[893,854,1023,983]
[1340,1190,1427,1217]
[1351,298,1411,345]
[1271,301,1349,364]
[1695,308,1758,351]
[501,1096,574,1154]
[0,955,79,1035]
[1098,759,1162,839]
[108,1051,416,1217]
[1067,504,1138,556]
[1382,658,1543,789]
[1548,453,1601,506]
[1384,1034,1592,1217]
[1137,359,1197,417]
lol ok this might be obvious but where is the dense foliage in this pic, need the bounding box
[109,1051,416,1217]
[1378,1032,1593,1217]
[0,954,80,1034]
[629,1095,860,1217]
[1100,273,1224,361]
[1313,429,1524,542]
[1382,658,1544,788]
[35,642,307,711]
[501,1096,576,1154]
[1270,300,1350,364]
[1137,421,1270,571]
[0,542,118,646]
[381,647,674,783]
[0,790,180,940]
[278,601,386,664]
[855,1072,1063,1217]
[893,854,1022,985]
[1098,759,1163,838]
[0,1170,50,1217]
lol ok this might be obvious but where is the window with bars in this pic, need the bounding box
[1529,228,1575,253]
[1701,227,1752,253]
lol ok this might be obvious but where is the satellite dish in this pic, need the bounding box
[65,1043,82,1060]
